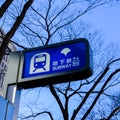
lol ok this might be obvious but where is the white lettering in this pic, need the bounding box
[52,64,72,71]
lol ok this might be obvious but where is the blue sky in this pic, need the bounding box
[83,5,120,45]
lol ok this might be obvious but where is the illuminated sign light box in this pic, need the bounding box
[18,38,93,88]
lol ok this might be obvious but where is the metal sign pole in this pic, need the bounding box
[4,52,22,120]
[6,85,21,120]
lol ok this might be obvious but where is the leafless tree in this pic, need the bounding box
[13,0,115,47]
[1,0,120,120]
[16,0,120,120]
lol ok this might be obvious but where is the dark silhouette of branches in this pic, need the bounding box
[0,0,14,18]
[107,106,120,120]
[48,58,120,120]
[49,84,67,120]
[18,0,111,47]
[71,65,109,120]
[0,0,33,62]
[19,111,54,120]
[10,40,27,50]
[81,68,120,120]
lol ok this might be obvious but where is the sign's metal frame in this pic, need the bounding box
[17,38,93,88]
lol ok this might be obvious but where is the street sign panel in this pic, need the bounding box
[4,38,93,120]
[18,38,93,88]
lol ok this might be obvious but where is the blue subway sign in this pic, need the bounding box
[18,38,93,88]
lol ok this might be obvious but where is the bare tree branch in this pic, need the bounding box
[0,0,33,62]
[49,84,68,120]
[71,65,109,120]
[81,68,120,120]
[107,106,120,120]
[70,58,120,119]
[10,40,27,49]
[48,0,72,26]
[50,0,107,38]
[19,111,54,120]
[0,0,14,18]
